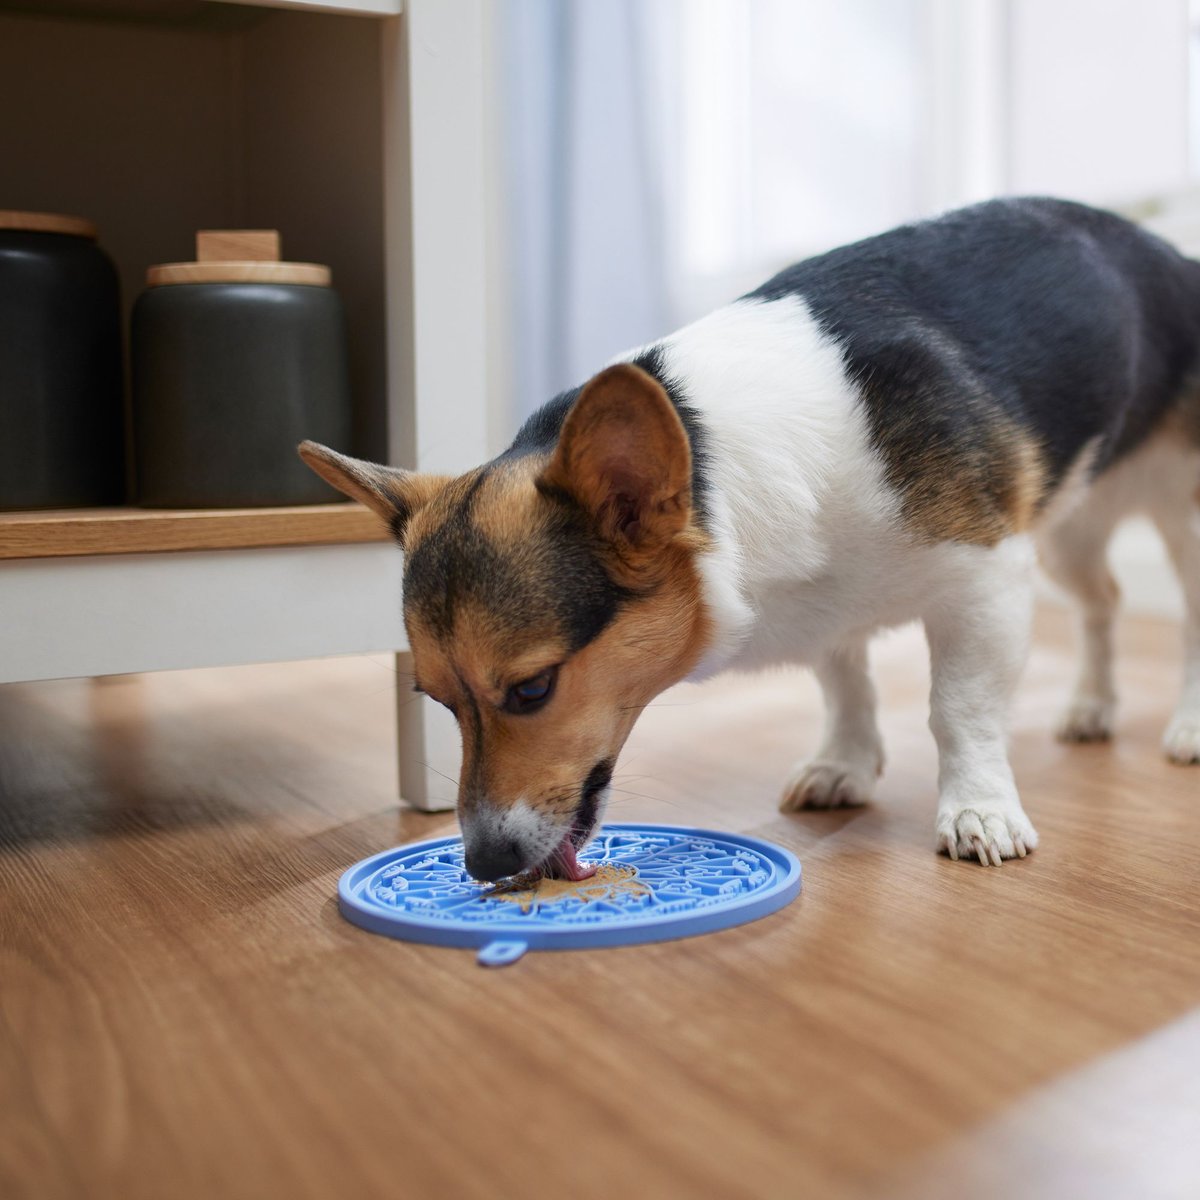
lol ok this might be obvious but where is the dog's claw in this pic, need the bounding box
[779,759,877,811]
[1056,697,1115,743]
[938,804,1037,865]
[1163,716,1200,764]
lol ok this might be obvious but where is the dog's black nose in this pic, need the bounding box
[464,839,526,882]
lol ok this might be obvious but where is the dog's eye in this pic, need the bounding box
[504,668,558,714]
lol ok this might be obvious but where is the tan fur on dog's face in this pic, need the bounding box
[404,504,708,877]
[299,364,712,880]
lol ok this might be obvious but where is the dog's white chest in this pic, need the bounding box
[728,551,939,669]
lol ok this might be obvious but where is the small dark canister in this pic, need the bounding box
[133,230,351,507]
[0,210,124,509]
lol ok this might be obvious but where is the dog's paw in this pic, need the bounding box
[935,802,1038,866]
[1163,715,1200,765]
[779,760,875,812]
[1055,696,1115,743]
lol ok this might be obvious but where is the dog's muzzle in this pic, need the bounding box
[464,838,525,883]
[461,760,614,883]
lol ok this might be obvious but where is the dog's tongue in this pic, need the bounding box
[546,832,597,882]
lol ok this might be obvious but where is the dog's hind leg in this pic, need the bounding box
[780,635,885,811]
[1036,510,1121,743]
[924,537,1038,864]
[1149,475,1200,764]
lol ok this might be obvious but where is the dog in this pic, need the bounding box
[301,197,1200,878]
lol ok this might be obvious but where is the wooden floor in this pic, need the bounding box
[1,605,1198,1200]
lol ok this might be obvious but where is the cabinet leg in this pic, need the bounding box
[395,651,460,812]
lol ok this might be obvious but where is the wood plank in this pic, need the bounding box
[0,605,1197,1199]
[0,503,390,560]
[209,0,403,16]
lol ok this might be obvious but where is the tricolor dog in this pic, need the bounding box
[301,198,1200,878]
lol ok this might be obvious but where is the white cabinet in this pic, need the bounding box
[0,0,489,811]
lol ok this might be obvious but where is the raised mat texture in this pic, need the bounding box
[339,823,802,966]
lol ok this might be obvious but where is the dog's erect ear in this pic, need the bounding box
[538,363,693,564]
[297,441,449,539]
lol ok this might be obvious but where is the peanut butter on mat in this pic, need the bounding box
[485,864,650,913]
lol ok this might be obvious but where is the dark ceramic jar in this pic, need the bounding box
[132,230,351,508]
[0,210,124,509]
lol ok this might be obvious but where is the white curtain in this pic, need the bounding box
[497,0,929,418]
[499,0,674,416]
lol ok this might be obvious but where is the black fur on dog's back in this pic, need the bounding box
[749,197,1200,542]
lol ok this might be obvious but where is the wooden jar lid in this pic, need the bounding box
[146,230,331,287]
[0,210,97,238]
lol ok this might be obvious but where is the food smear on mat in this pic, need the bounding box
[485,864,650,913]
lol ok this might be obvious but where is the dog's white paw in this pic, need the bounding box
[935,802,1038,866]
[779,760,876,812]
[1055,696,1115,743]
[1163,715,1200,765]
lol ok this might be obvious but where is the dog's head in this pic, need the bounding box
[300,364,712,880]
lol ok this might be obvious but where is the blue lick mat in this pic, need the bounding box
[338,822,802,966]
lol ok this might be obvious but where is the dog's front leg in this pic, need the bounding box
[923,540,1039,865]
[780,636,885,811]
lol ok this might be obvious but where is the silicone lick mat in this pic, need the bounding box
[338,822,801,967]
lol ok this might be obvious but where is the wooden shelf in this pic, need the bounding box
[0,502,392,560]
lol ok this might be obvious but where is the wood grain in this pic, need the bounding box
[0,503,390,559]
[145,261,330,287]
[195,230,280,263]
[0,605,1197,1199]
[0,210,96,238]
